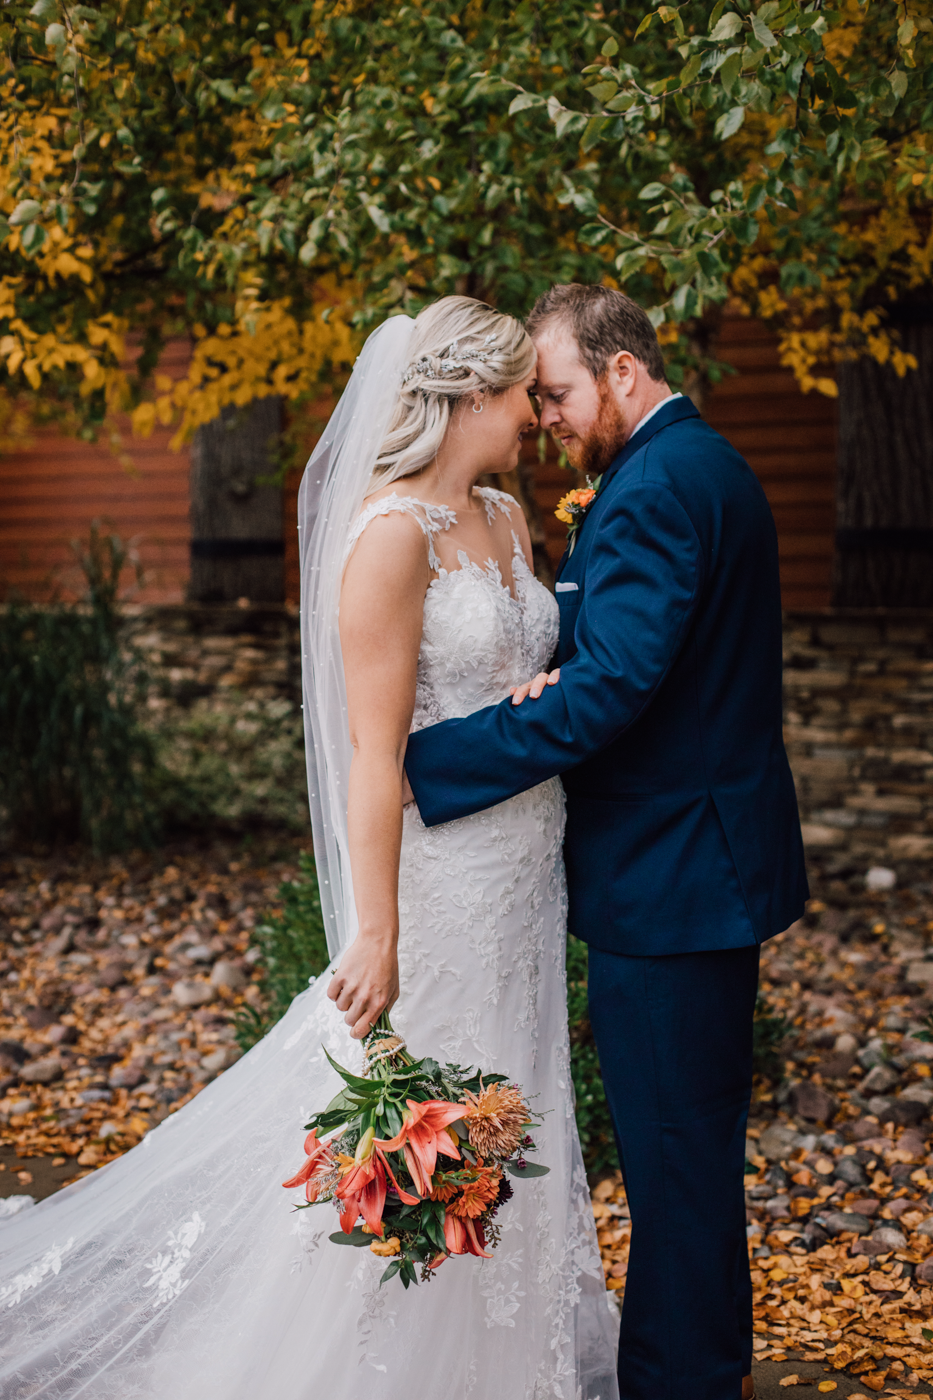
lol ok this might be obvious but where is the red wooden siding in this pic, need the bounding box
[704,316,837,610]
[0,319,836,609]
[0,340,192,603]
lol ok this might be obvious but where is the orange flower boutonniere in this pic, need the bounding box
[555,477,601,552]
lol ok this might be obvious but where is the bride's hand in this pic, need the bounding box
[510,668,560,706]
[327,932,400,1040]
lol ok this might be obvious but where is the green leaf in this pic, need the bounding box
[634,11,659,37]
[45,22,66,46]
[890,70,908,101]
[898,17,916,45]
[680,54,702,87]
[20,223,47,256]
[647,306,666,329]
[714,105,746,139]
[328,1228,372,1248]
[554,109,587,140]
[710,13,743,42]
[581,115,614,152]
[601,36,619,57]
[508,92,541,115]
[9,200,42,227]
[720,52,742,94]
[505,1160,551,1178]
[605,91,637,112]
[638,181,667,200]
[587,81,619,104]
[380,1259,403,1284]
[750,14,778,48]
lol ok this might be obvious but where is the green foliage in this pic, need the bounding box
[0,526,162,852]
[234,851,329,1051]
[566,935,619,1176]
[153,697,309,835]
[753,994,791,1082]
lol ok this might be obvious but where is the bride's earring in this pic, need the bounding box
[472,397,484,414]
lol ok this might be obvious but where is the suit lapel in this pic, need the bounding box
[554,396,700,580]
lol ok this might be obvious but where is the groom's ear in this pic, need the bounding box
[607,350,639,399]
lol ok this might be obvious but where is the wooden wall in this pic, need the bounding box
[0,340,191,604]
[0,318,837,609]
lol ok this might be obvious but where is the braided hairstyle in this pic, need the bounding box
[370,296,535,489]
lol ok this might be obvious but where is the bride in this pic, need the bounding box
[0,297,619,1399]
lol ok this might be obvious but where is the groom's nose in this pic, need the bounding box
[538,401,561,431]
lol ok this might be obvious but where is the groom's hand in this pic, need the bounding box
[510,668,560,706]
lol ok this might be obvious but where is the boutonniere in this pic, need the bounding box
[555,476,601,553]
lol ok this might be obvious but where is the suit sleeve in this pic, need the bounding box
[405,480,704,827]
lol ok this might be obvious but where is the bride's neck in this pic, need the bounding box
[398,458,489,515]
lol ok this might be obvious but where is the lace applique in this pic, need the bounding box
[143,1213,206,1307]
[474,485,515,525]
[1,1238,74,1309]
[344,492,457,571]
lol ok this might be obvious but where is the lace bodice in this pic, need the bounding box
[346,489,559,731]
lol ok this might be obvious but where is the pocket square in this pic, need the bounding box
[555,582,579,593]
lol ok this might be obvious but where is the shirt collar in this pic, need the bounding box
[629,392,682,439]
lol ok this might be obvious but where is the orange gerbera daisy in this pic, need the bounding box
[448,1166,501,1220]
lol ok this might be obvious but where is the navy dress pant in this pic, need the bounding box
[587,944,760,1400]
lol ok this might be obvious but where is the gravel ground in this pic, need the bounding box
[4,843,933,1392]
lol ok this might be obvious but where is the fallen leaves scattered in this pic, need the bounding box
[0,843,304,1177]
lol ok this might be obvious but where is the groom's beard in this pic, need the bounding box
[560,379,629,477]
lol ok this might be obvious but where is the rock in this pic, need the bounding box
[867,1095,895,1120]
[887,1196,915,1218]
[97,962,127,990]
[866,866,897,892]
[861,1063,901,1095]
[789,1081,838,1123]
[858,1039,889,1071]
[24,1005,59,1030]
[801,1221,829,1251]
[98,1120,120,1139]
[200,1045,242,1075]
[39,907,66,933]
[852,1236,897,1258]
[209,959,246,992]
[0,1039,30,1070]
[171,979,215,1008]
[849,1198,881,1216]
[18,1055,63,1085]
[817,1053,856,1079]
[834,1032,860,1054]
[823,1006,859,1034]
[185,944,214,963]
[818,1210,874,1237]
[833,1156,869,1189]
[848,1118,885,1142]
[759,1123,800,1162]
[907,962,933,988]
[917,1256,933,1284]
[869,1225,908,1252]
[5,1098,35,1116]
[79,1088,111,1104]
[899,1083,933,1106]
[890,1098,927,1127]
[47,926,74,956]
[45,1024,78,1046]
[764,1196,791,1219]
[897,1127,927,1156]
[109,1064,146,1090]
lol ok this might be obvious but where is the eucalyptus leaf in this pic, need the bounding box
[328,1229,372,1248]
[505,1160,551,1178]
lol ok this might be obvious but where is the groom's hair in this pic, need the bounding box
[525,284,667,384]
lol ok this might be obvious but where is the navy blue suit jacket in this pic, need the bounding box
[405,396,808,957]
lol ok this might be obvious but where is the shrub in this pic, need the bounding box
[235,851,330,1051]
[0,527,162,852]
[566,936,619,1175]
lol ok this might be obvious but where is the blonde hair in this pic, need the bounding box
[370,296,535,488]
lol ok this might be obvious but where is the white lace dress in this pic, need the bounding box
[0,489,619,1400]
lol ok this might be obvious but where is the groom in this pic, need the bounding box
[404,284,808,1400]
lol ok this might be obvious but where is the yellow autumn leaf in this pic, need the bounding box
[131,401,157,437]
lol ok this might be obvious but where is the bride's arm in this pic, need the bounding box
[328,513,430,1038]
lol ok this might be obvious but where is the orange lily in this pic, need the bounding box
[281,1129,336,1203]
[334,1136,419,1236]
[375,1099,464,1196]
[443,1210,492,1259]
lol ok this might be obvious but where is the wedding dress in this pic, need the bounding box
[0,485,620,1400]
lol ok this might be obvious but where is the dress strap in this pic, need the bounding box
[473,486,515,525]
[344,492,457,572]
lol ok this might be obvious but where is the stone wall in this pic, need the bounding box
[784,612,933,871]
[122,602,302,706]
[120,604,933,869]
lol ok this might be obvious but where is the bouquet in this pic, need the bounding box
[282,1012,548,1289]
